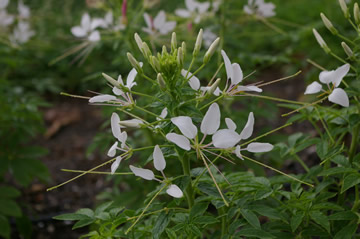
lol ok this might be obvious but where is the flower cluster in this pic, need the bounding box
[243,0,276,18]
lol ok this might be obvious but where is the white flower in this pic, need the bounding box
[203,28,217,48]
[181,69,201,90]
[212,112,273,158]
[129,145,183,198]
[96,11,126,31]
[304,64,350,107]
[18,0,30,19]
[244,0,276,18]
[10,21,35,44]
[71,13,101,42]
[0,0,14,27]
[0,0,9,9]
[175,0,210,24]
[166,103,220,150]
[142,10,176,36]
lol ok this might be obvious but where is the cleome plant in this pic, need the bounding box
[49,0,360,238]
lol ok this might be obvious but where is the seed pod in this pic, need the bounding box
[203,37,220,64]
[193,29,203,57]
[320,13,338,35]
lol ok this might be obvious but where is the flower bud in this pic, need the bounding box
[157,73,166,90]
[312,28,330,54]
[177,47,183,66]
[339,0,350,19]
[354,3,360,25]
[127,53,143,73]
[171,32,177,52]
[151,56,161,72]
[162,45,168,56]
[341,42,354,59]
[193,28,203,57]
[320,13,338,35]
[119,119,143,128]
[134,33,143,54]
[142,42,152,59]
[102,73,121,88]
[181,41,186,60]
[207,78,221,95]
[203,37,220,64]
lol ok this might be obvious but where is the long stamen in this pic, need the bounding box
[202,152,231,185]
[203,149,235,165]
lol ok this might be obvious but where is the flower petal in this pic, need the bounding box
[107,141,118,157]
[181,69,200,90]
[200,103,221,135]
[88,30,100,42]
[89,94,117,103]
[237,85,262,92]
[221,50,233,80]
[234,145,244,160]
[231,63,243,85]
[81,13,91,31]
[246,142,273,153]
[171,116,198,139]
[153,145,166,172]
[119,131,127,148]
[225,118,237,131]
[111,113,121,140]
[111,156,122,174]
[159,107,168,119]
[239,112,254,140]
[154,10,166,29]
[212,129,241,148]
[304,81,322,94]
[166,184,183,198]
[319,70,335,84]
[166,133,191,151]
[175,9,191,17]
[71,26,87,37]
[328,88,349,107]
[332,63,350,87]
[129,165,155,181]
[126,68,139,90]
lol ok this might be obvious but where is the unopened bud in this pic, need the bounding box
[102,73,121,88]
[312,29,330,53]
[177,47,183,66]
[354,3,360,25]
[341,42,354,59]
[171,32,177,52]
[127,53,143,73]
[162,45,168,56]
[181,41,186,60]
[203,37,220,64]
[207,78,221,95]
[151,56,161,72]
[142,42,152,59]
[157,73,166,90]
[119,119,143,128]
[320,13,338,35]
[134,33,144,53]
[193,29,203,57]
[339,0,350,19]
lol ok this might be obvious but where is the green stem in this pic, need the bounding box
[293,154,310,172]
[315,107,334,144]
[336,32,356,46]
[241,93,306,105]
[181,153,195,209]
[330,52,357,72]
[200,94,224,110]
[349,124,360,163]
[219,207,227,238]
[61,169,132,175]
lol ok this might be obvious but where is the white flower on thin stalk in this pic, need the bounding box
[71,13,102,42]
[304,63,350,107]
[180,69,221,96]
[0,0,14,27]
[89,65,142,106]
[96,11,126,31]
[107,113,130,174]
[10,21,35,44]
[175,0,210,24]
[212,112,273,160]
[244,0,276,18]
[142,10,176,36]
[130,145,183,198]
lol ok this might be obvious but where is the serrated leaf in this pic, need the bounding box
[72,218,95,229]
[190,202,208,219]
[309,211,330,233]
[240,209,260,229]
[333,223,357,239]
[341,173,360,193]
[237,228,274,238]
[153,211,171,239]
[290,211,304,232]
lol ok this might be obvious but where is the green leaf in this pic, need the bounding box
[328,211,358,220]
[190,202,208,219]
[319,167,356,177]
[153,211,171,239]
[0,199,22,217]
[76,208,94,218]
[186,224,202,237]
[229,220,246,235]
[333,223,357,239]
[0,186,21,198]
[309,211,330,233]
[192,216,219,225]
[237,228,274,238]
[341,173,360,193]
[240,209,260,229]
[316,141,328,159]
[16,216,32,239]
[254,189,273,200]
[53,213,89,221]
[72,218,95,229]
[95,212,110,221]
[0,215,10,239]
[165,228,177,239]
[95,201,113,215]
[290,211,304,232]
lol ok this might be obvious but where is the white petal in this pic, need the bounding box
[212,129,241,148]
[239,112,254,140]
[119,119,143,128]
[129,165,155,181]
[91,18,106,29]
[111,156,122,174]
[200,103,221,135]
[197,1,210,13]
[181,69,200,90]
[328,88,349,107]
[234,145,244,160]
[237,85,263,92]
[119,131,127,147]
[153,145,166,172]
[333,64,350,87]
[231,63,243,85]
[246,142,273,153]
[159,107,168,119]
[81,13,91,31]
[71,26,87,37]
[166,133,191,151]
[154,10,166,29]
[225,118,237,131]
[213,87,221,96]
[221,50,233,80]
[88,30,100,42]
[319,70,335,84]
[0,0,9,9]
[160,21,176,34]
[185,0,197,11]
[111,113,121,140]
[143,13,152,28]
[117,74,124,86]
[304,81,322,94]
[171,116,198,139]
[126,68,138,90]
[89,94,117,103]
[175,9,191,17]
[166,184,183,198]
[112,86,123,96]
[107,141,118,157]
